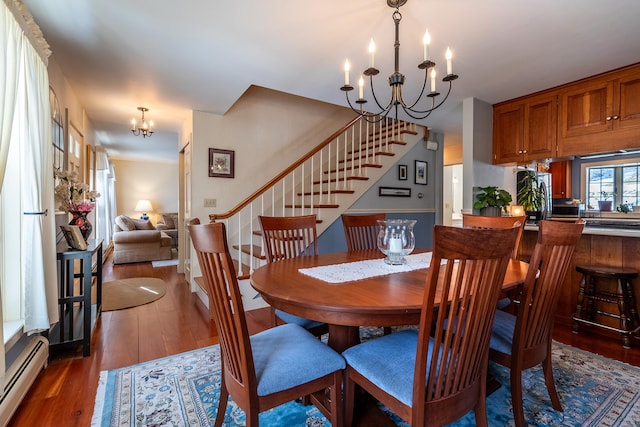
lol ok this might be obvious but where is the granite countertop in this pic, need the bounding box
[524,221,640,238]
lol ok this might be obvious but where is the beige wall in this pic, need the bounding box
[112,159,179,225]
[189,85,355,223]
[444,143,463,166]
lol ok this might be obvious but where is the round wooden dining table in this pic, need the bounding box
[250,249,529,353]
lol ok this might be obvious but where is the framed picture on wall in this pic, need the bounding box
[415,160,427,185]
[209,148,235,178]
[398,164,408,180]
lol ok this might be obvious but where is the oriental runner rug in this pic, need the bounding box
[92,329,640,426]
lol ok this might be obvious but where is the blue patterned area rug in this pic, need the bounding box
[91,330,640,426]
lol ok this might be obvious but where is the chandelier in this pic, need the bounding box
[340,0,459,122]
[131,107,154,138]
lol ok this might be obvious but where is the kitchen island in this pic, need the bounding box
[521,221,640,342]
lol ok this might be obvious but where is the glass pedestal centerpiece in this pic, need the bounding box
[377,219,416,265]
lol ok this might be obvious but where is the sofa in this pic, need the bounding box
[156,212,178,249]
[112,215,172,264]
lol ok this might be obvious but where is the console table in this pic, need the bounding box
[52,238,103,356]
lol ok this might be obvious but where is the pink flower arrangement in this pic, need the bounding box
[54,169,100,213]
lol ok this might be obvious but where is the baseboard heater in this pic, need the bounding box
[0,336,49,426]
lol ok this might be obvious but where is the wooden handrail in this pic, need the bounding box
[210,115,363,221]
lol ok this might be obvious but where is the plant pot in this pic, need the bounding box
[69,210,93,241]
[480,206,503,217]
[598,201,612,212]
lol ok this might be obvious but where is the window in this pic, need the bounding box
[585,160,640,209]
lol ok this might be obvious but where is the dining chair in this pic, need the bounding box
[462,213,526,311]
[341,213,386,251]
[188,221,345,427]
[258,215,328,337]
[343,224,520,427]
[341,213,392,335]
[462,213,526,260]
[489,219,585,427]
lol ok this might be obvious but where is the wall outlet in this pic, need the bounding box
[204,198,217,207]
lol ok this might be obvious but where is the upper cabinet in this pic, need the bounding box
[557,66,640,157]
[493,63,640,164]
[493,93,557,164]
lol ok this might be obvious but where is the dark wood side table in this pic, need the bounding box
[51,239,103,356]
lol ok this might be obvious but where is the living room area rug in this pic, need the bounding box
[101,277,167,311]
[151,249,179,268]
[91,331,640,426]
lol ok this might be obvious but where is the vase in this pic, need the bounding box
[69,211,92,241]
[377,219,416,265]
[598,201,612,212]
[480,206,503,217]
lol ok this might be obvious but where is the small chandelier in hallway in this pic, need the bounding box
[340,0,459,122]
[131,107,154,138]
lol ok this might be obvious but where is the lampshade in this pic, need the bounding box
[509,205,525,216]
[135,199,153,213]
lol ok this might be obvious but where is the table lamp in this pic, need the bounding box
[135,199,153,221]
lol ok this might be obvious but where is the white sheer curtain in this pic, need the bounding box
[0,0,24,381]
[1,0,55,390]
[20,39,58,333]
[95,147,116,247]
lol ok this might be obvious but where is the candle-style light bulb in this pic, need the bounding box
[423,29,430,61]
[446,47,453,75]
[430,69,436,92]
[358,76,365,99]
[344,59,350,85]
[131,118,136,131]
[369,38,375,68]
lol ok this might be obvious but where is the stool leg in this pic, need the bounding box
[622,279,640,343]
[617,279,634,348]
[573,273,588,334]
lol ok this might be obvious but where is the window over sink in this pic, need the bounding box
[584,159,640,210]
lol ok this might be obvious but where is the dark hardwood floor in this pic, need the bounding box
[8,251,639,426]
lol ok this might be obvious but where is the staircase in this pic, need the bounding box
[207,115,423,309]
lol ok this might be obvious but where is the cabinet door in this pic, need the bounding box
[493,103,524,164]
[525,94,557,160]
[549,160,571,198]
[559,79,614,138]
[616,71,640,130]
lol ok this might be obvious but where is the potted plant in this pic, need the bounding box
[473,186,512,216]
[517,171,544,222]
[598,191,615,212]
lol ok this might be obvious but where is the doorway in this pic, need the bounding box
[443,164,463,226]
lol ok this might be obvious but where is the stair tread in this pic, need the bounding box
[285,204,339,208]
[232,244,266,260]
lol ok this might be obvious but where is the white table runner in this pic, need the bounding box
[298,252,433,284]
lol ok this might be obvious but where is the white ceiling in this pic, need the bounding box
[23,0,640,162]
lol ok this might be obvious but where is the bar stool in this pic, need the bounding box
[572,264,639,348]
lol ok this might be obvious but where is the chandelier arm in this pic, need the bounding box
[403,68,430,111]
[368,74,394,113]
[405,80,453,115]
[344,92,390,124]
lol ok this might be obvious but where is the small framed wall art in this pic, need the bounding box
[398,164,408,180]
[414,160,427,185]
[379,186,411,197]
[209,148,235,178]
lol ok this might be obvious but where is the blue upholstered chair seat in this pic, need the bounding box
[274,308,325,330]
[342,329,430,406]
[489,309,516,355]
[250,323,345,396]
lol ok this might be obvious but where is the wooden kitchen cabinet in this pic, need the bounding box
[558,66,640,156]
[549,160,572,198]
[493,93,557,164]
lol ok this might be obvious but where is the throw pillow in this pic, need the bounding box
[161,214,177,229]
[130,218,156,230]
[115,215,136,231]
